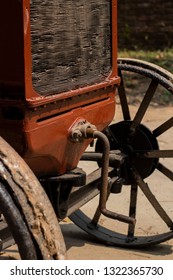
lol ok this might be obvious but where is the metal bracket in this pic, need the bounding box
[70,119,96,142]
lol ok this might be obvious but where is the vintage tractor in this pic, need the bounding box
[0,1,173,259]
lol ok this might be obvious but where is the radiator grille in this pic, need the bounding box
[30,0,111,95]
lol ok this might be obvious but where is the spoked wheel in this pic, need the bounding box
[0,137,66,259]
[70,58,173,247]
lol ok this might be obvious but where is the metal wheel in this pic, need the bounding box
[70,58,173,247]
[0,182,38,259]
[0,137,66,259]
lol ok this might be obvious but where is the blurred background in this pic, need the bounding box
[118,0,173,74]
[118,0,173,106]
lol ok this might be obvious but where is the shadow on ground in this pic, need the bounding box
[61,223,173,260]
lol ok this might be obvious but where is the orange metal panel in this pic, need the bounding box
[0,1,119,177]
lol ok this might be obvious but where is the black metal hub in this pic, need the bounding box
[103,121,159,185]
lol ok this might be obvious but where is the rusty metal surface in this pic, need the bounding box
[0,183,38,259]
[0,137,66,259]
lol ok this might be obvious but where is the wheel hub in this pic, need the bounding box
[104,121,159,185]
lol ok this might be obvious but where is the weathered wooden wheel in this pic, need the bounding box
[0,137,66,259]
[70,59,173,247]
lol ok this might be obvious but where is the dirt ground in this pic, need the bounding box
[0,104,173,260]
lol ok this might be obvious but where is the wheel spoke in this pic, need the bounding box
[136,149,173,158]
[128,184,138,239]
[157,163,173,181]
[153,117,173,137]
[118,69,131,120]
[130,80,158,133]
[132,167,173,229]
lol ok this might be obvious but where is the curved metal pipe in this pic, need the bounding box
[86,129,135,225]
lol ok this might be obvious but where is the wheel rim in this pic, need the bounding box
[70,58,173,247]
[0,183,38,259]
[0,137,66,259]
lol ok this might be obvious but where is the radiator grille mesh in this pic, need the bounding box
[30,0,111,95]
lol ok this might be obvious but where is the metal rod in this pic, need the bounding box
[153,117,173,137]
[90,179,112,226]
[130,79,158,133]
[118,69,131,120]
[136,150,173,158]
[92,130,135,225]
[128,184,138,238]
[132,168,173,229]
[81,151,125,165]
[157,163,173,182]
